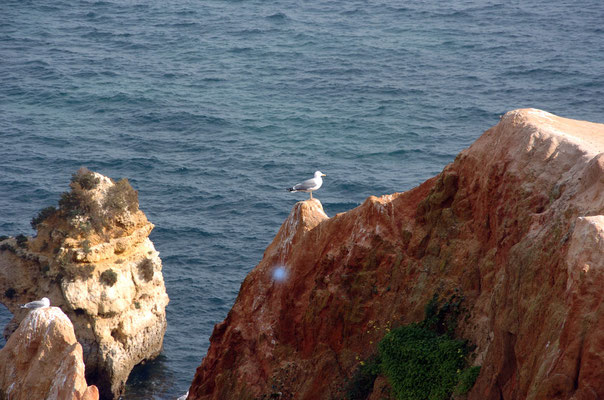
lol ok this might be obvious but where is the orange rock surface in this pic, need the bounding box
[0,307,99,400]
[188,109,604,400]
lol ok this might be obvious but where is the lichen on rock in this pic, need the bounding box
[0,169,169,399]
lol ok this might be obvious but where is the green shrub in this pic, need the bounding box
[15,234,28,248]
[57,177,105,234]
[32,170,140,240]
[31,206,57,229]
[71,167,99,190]
[58,189,87,216]
[103,178,138,218]
[137,258,154,281]
[71,264,95,281]
[454,366,481,395]
[0,235,9,241]
[81,239,92,254]
[379,324,467,400]
[0,243,13,252]
[422,292,464,336]
[100,268,118,286]
[366,292,480,400]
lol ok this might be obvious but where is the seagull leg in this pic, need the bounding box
[310,191,313,200]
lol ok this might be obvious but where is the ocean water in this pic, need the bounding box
[1,0,603,398]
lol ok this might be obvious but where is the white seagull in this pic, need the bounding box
[287,171,326,199]
[20,297,50,309]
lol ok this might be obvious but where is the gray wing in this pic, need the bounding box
[22,301,43,308]
[293,178,317,191]
[21,299,47,309]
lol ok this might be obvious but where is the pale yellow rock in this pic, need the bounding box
[0,307,99,400]
[0,171,169,399]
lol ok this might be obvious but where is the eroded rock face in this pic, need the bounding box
[0,171,169,399]
[187,109,604,400]
[0,307,99,400]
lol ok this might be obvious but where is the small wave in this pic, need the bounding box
[23,59,50,67]
[154,226,223,240]
[199,77,226,82]
[359,148,425,160]
[266,12,288,21]
[501,67,570,78]
[228,46,253,53]
[340,8,367,16]
[172,22,200,29]
[386,6,413,13]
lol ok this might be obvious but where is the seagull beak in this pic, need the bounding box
[321,173,326,176]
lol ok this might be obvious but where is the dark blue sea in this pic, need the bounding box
[1,0,603,398]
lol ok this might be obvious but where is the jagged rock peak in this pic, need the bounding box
[0,306,99,400]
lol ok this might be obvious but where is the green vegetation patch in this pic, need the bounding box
[379,324,467,400]
[0,242,14,253]
[100,268,118,286]
[347,293,481,400]
[15,234,28,249]
[454,365,481,395]
[137,258,154,281]
[103,178,139,219]
[31,206,58,229]
[31,168,140,238]
[71,167,100,190]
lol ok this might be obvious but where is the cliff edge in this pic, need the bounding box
[0,171,169,399]
[188,109,604,400]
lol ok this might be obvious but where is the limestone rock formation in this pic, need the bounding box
[187,109,604,400]
[0,306,99,400]
[0,170,169,399]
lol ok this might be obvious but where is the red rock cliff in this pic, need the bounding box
[188,109,604,400]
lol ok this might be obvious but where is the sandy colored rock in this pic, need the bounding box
[187,109,604,399]
[0,171,169,399]
[0,306,98,400]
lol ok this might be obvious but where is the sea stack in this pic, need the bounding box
[187,109,604,399]
[0,170,169,399]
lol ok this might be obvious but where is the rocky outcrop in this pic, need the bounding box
[0,306,99,400]
[188,109,604,400]
[0,170,169,399]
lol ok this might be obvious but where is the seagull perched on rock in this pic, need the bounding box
[287,171,326,199]
[20,297,50,309]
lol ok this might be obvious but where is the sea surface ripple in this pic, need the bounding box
[1,0,603,398]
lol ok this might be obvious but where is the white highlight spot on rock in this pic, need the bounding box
[272,265,288,282]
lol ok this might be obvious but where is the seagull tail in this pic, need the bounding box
[287,187,296,192]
